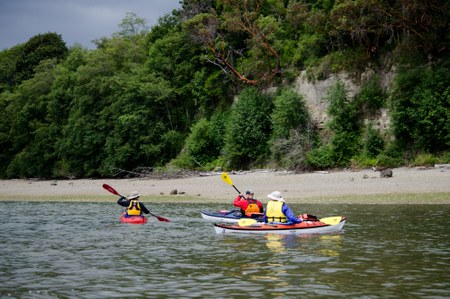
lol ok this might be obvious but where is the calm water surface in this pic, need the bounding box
[0,201,449,298]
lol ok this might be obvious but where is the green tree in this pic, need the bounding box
[15,32,68,83]
[173,110,229,169]
[183,0,285,86]
[1,3,449,178]
[55,14,191,177]
[2,59,58,177]
[116,12,149,37]
[327,81,360,165]
[224,87,273,169]
[0,46,21,92]
[356,76,386,116]
[220,0,283,83]
[271,88,310,140]
[146,26,218,128]
[56,48,118,177]
[99,69,180,175]
[390,66,450,153]
[307,81,360,168]
[270,87,316,170]
[173,118,216,168]
[361,122,384,158]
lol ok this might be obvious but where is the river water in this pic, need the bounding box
[0,201,449,298]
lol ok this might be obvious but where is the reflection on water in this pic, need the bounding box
[317,235,343,257]
[0,201,449,298]
[265,234,288,253]
[264,232,343,257]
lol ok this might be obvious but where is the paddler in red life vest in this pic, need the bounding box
[117,191,150,216]
[264,191,302,224]
[233,190,264,217]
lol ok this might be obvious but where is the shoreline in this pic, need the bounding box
[1,167,449,204]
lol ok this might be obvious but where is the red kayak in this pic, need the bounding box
[120,212,148,224]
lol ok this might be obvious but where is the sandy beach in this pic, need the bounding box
[1,166,449,204]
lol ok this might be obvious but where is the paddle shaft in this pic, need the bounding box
[231,184,240,194]
[102,184,170,222]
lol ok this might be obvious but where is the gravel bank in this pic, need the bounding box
[1,167,449,204]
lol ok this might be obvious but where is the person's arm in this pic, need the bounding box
[257,200,264,213]
[282,204,301,223]
[233,195,245,208]
[139,202,150,214]
[117,196,129,207]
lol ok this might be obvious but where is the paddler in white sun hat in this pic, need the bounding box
[117,191,150,216]
[264,191,302,224]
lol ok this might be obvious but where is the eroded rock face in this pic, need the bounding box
[294,70,395,134]
[295,72,360,129]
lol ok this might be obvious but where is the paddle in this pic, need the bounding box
[238,218,258,226]
[102,183,171,222]
[319,216,342,226]
[221,172,241,194]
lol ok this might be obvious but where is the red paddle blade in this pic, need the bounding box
[150,212,170,222]
[102,184,120,196]
[156,216,171,222]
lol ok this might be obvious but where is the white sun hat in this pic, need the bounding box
[267,191,285,202]
[128,191,140,200]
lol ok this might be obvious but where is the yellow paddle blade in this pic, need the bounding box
[319,216,342,226]
[221,172,233,185]
[238,218,258,226]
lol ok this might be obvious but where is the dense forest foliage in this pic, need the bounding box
[0,0,449,178]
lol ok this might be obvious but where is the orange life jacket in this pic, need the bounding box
[244,199,261,217]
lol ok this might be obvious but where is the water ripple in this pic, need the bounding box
[0,202,449,298]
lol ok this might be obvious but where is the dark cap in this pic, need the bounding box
[245,190,254,195]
